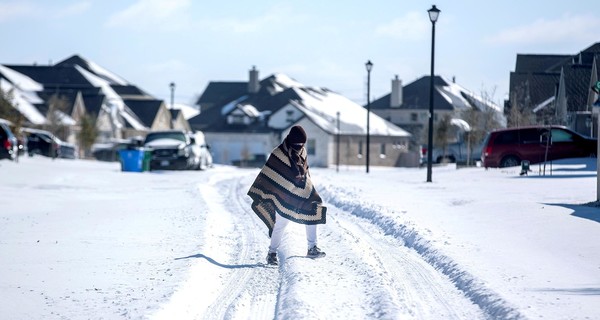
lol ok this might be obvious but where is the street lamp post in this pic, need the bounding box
[365,60,373,174]
[336,111,340,173]
[426,5,440,183]
[169,82,176,109]
[169,82,176,129]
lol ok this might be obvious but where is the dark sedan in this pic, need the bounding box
[22,128,77,159]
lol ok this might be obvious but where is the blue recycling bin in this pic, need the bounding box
[119,149,145,172]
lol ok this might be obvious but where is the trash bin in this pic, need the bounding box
[142,149,152,171]
[119,149,145,172]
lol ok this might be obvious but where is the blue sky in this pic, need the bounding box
[1,0,599,107]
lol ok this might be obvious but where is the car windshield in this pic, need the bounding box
[144,132,187,143]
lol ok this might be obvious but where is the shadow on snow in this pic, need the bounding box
[174,253,273,269]
[544,203,600,224]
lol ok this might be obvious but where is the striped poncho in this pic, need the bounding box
[247,143,327,237]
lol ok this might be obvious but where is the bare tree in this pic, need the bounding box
[0,88,26,130]
[78,113,98,159]
[434,113,452,156]
[507,83,537,127]
[0,88,19,123]
[45,94,70,140]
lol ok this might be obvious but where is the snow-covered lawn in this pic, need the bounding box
[1,156,599,319]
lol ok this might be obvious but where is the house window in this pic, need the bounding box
[410,113,418,122]
[286,110,294,123]
[306,139,316,156]
[380,143,386,158]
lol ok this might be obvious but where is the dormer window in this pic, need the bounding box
[230,114,244,124]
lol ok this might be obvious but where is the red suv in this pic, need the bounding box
[481,125,597,168]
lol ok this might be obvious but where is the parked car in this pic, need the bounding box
[21,128,78,159]
[0,118,18,161]
[481,125,597,168]
[92,139,137,162]
[143,130,212,170]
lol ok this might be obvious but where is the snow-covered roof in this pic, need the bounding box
[290,87,410,137]
[450,118,471,132]
[437,77,502,113]
[270,73,305,93]
[76,65,146,130]
[0,78,46,125]
[533,96,555,113]
[85,59,129,86]
[221,95,249,116]
[239,104,260,117]
[0,64,43,92]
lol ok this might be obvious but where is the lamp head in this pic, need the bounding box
[365,60,373,72]
[428,5,440,23]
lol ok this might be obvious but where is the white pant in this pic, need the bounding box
[269,213,317,253]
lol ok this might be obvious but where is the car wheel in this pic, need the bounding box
[500,155,520,168]
[436,156,455,163]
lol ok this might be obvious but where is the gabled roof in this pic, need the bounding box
[195,81,247,110]
[111,85,152,98]
[370,76,494,112]
[189,85,301,133]
[582,42,600,54]
[562,64,592,112]
[0,64,43,91]
[81,93,105,117]
[514,54,570,73]
[123,99,163,127]
[36,90,80,116]
[56,55,129,85]
[167,103,200,120]
[510,42,600,113]
[6,65,94,90]
[1,55,159,131]
[509,72,560,107]
[190,73,410,137]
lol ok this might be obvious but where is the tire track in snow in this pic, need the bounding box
[202,173,279,320]
[150,171,278,320]
[327,206,486,319]
[320,184,525,319]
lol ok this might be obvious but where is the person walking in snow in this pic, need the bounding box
[247,125,327,265]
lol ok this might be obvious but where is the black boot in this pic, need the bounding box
[266,252,278,265]
[307,246,326,258]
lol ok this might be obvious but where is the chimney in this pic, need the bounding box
[390,75,403,108]
[248,65,260,93]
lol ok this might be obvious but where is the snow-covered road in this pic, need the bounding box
[151,169,486,319]
[3,157,598,319]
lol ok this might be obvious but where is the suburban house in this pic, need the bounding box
[0,55,191,153]
[189,67,414,168]
[369,75,504,147]
[507,42,600,136]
